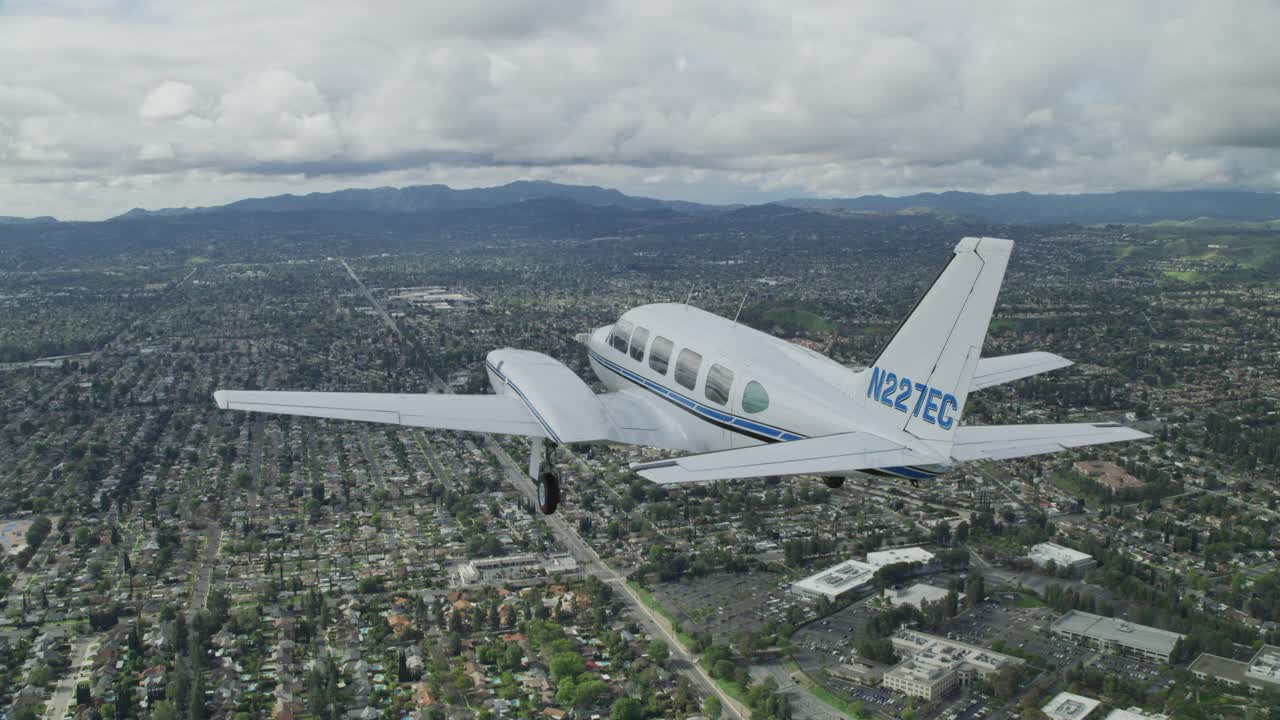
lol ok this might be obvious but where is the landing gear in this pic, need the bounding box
[823,476,846,489]
[529,439,562,515]
[537,470,561,515]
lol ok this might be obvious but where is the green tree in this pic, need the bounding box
[611,697,643,720]
[647,639,670,662]
[549,652,585,680]
[704,696,723,720]
[574,679,610,708]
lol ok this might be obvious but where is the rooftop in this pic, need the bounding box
[1104,709,1170,720]
[1051,610,1184,655]
[1028,542,1094,566]
[1042,692,1102,720]
[888,583,950,611]
[868,546,935,567]
[791,559,876,599]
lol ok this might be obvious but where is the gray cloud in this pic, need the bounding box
[1,0,1278,219]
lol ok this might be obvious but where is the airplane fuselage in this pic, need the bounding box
[584,304,858,451]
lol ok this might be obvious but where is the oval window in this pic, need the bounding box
[742,381,770,413]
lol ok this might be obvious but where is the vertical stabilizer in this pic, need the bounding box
[859,237,1013,452]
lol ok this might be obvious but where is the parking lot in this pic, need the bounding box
[793,603,880,664]
[1090,654,1177,691]
[652,570,803,643]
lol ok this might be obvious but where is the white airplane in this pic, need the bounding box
[214,237,1148,514]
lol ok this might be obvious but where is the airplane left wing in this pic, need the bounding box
[212,390,547,437]
[631,432,937,484]
[970,351,1072,391]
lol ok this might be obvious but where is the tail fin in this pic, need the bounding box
[858,237,1013,452]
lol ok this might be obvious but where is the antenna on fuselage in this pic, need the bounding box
[732,291,749,326]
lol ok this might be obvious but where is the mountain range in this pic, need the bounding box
[6,182,1280,225]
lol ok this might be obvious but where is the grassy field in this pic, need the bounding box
[750,306,835,334]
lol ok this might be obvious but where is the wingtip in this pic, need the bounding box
[213,390,229,410]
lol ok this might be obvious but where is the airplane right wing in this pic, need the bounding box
[631,432,937,484]
[970,351,1072,391]
[949,422,1149,461]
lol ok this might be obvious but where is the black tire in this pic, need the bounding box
[823,476,846,489]
[537,470,561,515]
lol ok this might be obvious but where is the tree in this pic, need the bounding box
[152,701,179,720]
[574,679,610,708]
[966,571,985,608]
[647,639,670,662]
[704,696,723,720]
[549,652,586,680]
[611,697,643,720]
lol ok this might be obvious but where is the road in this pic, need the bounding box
[487,438,750,720]
[339,258,402,340]
[190,524,223,616]
[45,634,99,720]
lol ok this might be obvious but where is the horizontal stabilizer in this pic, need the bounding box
[950,422,1149,462]
[970,352,1072,391]
[631,432,936,484]
[212,390,546,437]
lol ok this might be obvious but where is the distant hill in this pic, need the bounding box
[112,180,724,220]
[13,184,1280,226]
[783,190,1280,225]
[0,215,57,224]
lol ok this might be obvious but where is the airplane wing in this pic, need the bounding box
[212,390,547,437]
[631,432,939,484]
[949,422,1149,461]
[970,352,1072,391]
[212,385,695,449]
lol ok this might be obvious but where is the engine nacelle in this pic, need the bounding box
[484,348,612,444]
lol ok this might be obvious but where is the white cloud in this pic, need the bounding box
[139,81,199,120]
[0,0,1278,219]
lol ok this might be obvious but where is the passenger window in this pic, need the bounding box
[742,381,770,413]
[630,327,649,362]
[705,364,734,405]
[610,319,633,353]
[674,349,702,390]
[649,336,673,375]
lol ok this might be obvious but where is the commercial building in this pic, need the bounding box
[1042,692,1101,720]
[789,559,877,602]
[1027,542,1097,574]
[1189,644,1280,694]
[886,583,950,611]
[883,630,1024,700]
[455,553,579,584]
[868,546,936,569]
[1103,709,1170,720]
[882,656,957,701]
[1050,611,1184,664]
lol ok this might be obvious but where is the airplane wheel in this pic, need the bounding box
[537,470,560,515]
[823,476,845,489]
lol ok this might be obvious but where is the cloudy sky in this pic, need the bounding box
[2,0,1279,219]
